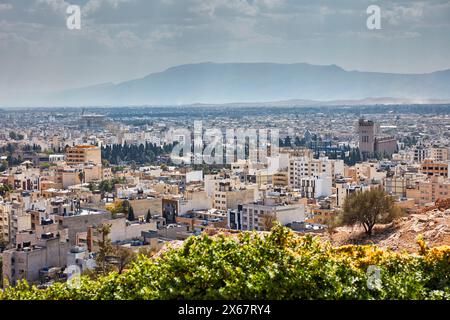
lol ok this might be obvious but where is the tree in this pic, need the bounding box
[40,162,50,169]
[127,205,135,222]
[8,132,23,141]
[261,213,276,231]
[113,246,136,274]
[325,216,340,239]
[0,256,2,289]
[339,188,401,236]
[0,160,7,172]
[0,184,12,196]
[95,224,114,275]
[78,171,85,185]
[145,210,152,223]
[0,235,7,251]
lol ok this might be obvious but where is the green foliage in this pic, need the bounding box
[1,224,450,300]
[127,206,135,222]
[102,142,174,166]
[340,188,401,235]
[9,131,24,141]
[40,162,51,169]
[95,224,114,275]
[0,160,7,172]
[78,171,85,184]
[91,178,126,194]
[0,184,13,196]
[145,210,152,223]
[111,166,125,173]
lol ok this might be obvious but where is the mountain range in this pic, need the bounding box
[43,62,450,106]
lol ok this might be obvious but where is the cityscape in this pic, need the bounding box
[0,0,450,309]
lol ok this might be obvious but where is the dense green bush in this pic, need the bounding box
[1,225,449,300]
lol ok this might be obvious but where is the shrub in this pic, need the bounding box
[1,224,449,300]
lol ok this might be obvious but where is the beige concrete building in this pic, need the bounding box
[53,209,111,245]
[421,159,449,178]
[66,145,101,166]
[273,171,289,187]
[430,148,449,162]
[335,180,373,207]
[213,180,255,211]
[0,202,10,243]
[289,157,344,181]
[406,175,450,205]
[2,236,68,287]
[231,197,306,231]
[128,198,163,217]
[87,218,157,252]
[384,173,422,198]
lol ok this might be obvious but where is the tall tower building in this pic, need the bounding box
[358,119,378,160]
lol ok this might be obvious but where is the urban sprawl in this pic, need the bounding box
[1,105,449,287]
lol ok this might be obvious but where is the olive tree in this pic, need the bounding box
[340,187,401,236]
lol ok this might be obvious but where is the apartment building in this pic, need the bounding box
[421,159,449,178]
[384,173,422,198]
[213,180,255,211]
[229,197,305,231]
[305,200,337,225]
[7,166,41,192]
[53,209,111,245]
[343,162,387,183]
[0,201,10,243]
[87,218,157,252]
[66,145,101,166]
[295,175,333,199]
[2,235,69,287]
[335,180,372,207]
[406,175,450,205]
[429,147,449,162]
[176,209,227,232]
[0,197,33,246]
[413,146,429,163]
[273,171,289,187]
[413,146,449,162]
[288,157,344,188]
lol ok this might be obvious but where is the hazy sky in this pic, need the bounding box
[1,0,450,104]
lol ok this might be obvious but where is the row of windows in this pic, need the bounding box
[423,166,447,171]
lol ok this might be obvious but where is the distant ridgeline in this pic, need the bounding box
[45,63,450,106]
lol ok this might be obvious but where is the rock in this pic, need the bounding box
[412,223,424,233]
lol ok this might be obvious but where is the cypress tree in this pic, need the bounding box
[127,205,135,222]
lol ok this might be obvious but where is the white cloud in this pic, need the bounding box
[0,3,13,11]
[83,0,134,16]
[0,0,449,99]
[384,2,425,26]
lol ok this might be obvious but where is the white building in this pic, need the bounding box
[289,157,343,185]
[232,198,305,231]
[296,175,333,199]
